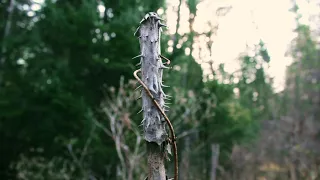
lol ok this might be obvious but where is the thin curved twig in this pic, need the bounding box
[134,69,178,180]
[159,54,171,65]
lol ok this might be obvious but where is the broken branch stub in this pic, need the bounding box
[135,12,168,145]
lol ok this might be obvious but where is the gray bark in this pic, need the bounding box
[135,12,168,180]
[210,144,220,180]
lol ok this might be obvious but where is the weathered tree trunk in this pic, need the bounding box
[134,12,168,180]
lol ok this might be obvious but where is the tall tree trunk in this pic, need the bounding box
[1,0,14,62]
[1,0,15,86]
[210,144,220,180]
[180,135,190,180]
[134,12,168,180]
[172,0,182,54]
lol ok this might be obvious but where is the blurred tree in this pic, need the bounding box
[234,41,273,120]
[196,80,256,179]
[0,0,283,179]
[280,6,320,178]
[0,0,164,179]
[285,24,320,121]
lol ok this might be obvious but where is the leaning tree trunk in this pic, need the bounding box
[134,12,170,180]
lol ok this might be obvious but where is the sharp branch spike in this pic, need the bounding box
[134,85,142,91]
[140,15,148,24]
[134,26,140,36]
[160,82,170,87]
[137,108,143,114]
[136,95,142,100]
[141,118,146,124]
[153,15,163,21]
[160,65,170,69]
[132,54,144,60]
[159,55,171,65]
[159,22,167,28]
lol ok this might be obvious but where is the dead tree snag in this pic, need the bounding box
[133,12,178,180]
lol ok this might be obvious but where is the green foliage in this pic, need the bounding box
[197,80,257,176]
[164,78,257,179]
[165,55,203,91]
[234,41,274,120]
[0,0,278,179]
[0,0,163,179]
[284,24,320,119]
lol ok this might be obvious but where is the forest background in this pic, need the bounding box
[0,0,319,179]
